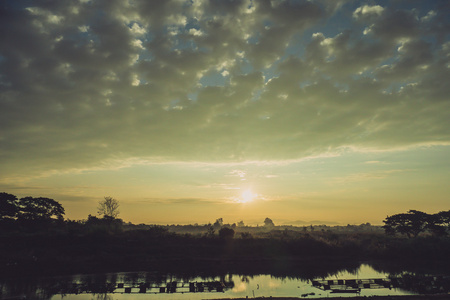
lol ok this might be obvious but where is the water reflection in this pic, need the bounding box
[1,263,449,299]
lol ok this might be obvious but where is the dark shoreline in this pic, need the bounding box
[2,229,450,278]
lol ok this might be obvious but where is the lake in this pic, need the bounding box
[2,263,449,299]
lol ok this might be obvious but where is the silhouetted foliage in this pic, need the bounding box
[98,196,120,219]
[218,227,235,239]
[1,192,449,278]
[85,214,123,234]
[239,232,253,239]
[205,225,215,238]
[17,196,65,223]
[0,192,18,220]
[213,218,223,229]
[426,210,450,237]
[0,193,65,230]
[146,225,169,237]
[383,210,450,238]
[264,217,275,227]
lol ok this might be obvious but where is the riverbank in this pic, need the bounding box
[2,229,450,278]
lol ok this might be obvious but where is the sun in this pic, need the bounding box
[241,189,257,203]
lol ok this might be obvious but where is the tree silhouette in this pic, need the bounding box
[205,225,215,238]
[17,196,65,222]
[264,217,275,227]
[383,210,428,238]
[219,227,235,239]
[383,210,450,237]
[426,210,450,236]
[213,218,223,229]
[97,196,120,219]
[0,192,18,220]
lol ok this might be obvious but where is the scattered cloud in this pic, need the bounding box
[333,169,412,184]
[0,0,449,181]
[353,5,384,20]
[141,197,219,205]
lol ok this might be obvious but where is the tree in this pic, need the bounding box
[219,227,235,239]
[426,210,450,236]
[213,217,223,229]
[237,220,245,227]
[85,214,123,234]
[264,217,275,227]
[17,196,65,222]
[205,225,215,238]
[98,196,120,219]
[0,192,18,220]
[382,210,429,238]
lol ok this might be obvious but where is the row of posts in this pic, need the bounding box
[116,281,224,293]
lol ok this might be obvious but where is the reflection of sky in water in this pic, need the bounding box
[330,264,389,279]
[43,264,416,299]
[226,274,330,298]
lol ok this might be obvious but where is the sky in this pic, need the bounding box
[1,0,449,226]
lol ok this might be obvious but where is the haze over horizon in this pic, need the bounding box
[1,0,449,226]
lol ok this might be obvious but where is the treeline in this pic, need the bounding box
[1,192,449,239]
[0,192,378,236]
[1,191,450,277]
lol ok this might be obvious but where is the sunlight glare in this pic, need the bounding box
[241,189,257,203]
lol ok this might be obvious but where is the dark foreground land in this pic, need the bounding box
[1,221,450,277]
[1,230,450,277]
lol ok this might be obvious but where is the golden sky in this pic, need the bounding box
[1,0,449,225]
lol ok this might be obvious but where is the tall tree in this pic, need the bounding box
[97,196,120,219]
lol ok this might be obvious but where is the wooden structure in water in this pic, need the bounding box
[312,275,450,294]
[113,280,229,294]
[312,277,392,293]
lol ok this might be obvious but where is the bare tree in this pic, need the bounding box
[98,196,120,219]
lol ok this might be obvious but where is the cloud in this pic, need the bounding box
[0,0,449,181]
[228,170,246,178]
[141,197,220,205]
[333,169,412,184]
[353,5,384,20]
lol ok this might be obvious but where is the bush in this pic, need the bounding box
[219,227,235,239]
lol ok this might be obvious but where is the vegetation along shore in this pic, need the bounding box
[1,192,450,278]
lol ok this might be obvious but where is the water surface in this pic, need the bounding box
[2,263,448,299]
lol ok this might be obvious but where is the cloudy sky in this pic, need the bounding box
[1,0,449,225]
